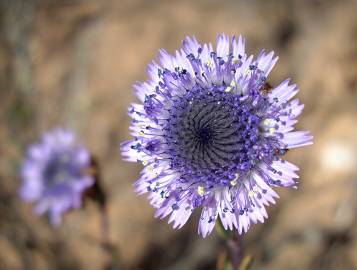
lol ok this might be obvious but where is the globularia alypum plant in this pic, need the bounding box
[17,34,312,270]
[19,128,94,225]
[122,34,312,237]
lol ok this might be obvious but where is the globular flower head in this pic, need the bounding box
[121,35,313,237]
[19,128,94,226]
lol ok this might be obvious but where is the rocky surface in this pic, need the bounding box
[0,0,356,269]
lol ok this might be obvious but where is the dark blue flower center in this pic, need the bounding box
[43,153,79,185]
[196,127,213,144]
[163,86,271,184]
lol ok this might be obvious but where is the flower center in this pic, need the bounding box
[43,153,76,185]
[164,86,264,182]
[196,127,213,144]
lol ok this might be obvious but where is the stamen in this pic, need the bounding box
[269,127,276,134]
[197,186,205,196]
[141,160,148,166]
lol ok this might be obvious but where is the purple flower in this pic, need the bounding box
[19,128,94,226]
[121,35,313,237]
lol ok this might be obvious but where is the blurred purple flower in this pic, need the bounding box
[121,35,313,237]
[19,128,94,226]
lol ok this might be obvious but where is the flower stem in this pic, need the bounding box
[227,234,243,270]
[216,221,249,270]
[84,156,122,269]
[84,156,109,247]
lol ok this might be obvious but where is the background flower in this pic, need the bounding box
[122,35,312,237]
[19,128,94,225]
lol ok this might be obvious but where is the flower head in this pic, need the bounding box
[19,128,94,225]
[122,35,313,237]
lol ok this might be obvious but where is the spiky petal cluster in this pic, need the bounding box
[19,128,94,225]
[121,35,313,237]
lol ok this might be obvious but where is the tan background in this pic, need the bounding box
[0,0,357,269]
